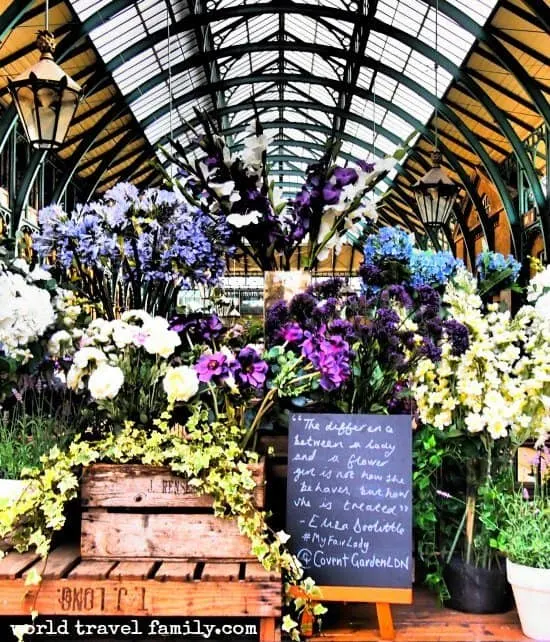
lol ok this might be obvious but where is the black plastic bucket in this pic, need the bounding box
[443,557,514,614]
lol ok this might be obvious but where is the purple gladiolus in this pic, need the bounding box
[322,183,342,205]
[195,352,229,382]
[332,167,358,187]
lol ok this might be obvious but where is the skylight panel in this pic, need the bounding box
[286,14,346,48]
[71,0,113,21]
[285,52,341,79]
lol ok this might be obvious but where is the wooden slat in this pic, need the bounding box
[307,589,529,642]
[201,562,240,581]
[245,562,280,582]
[0,578,281,617]
[154,561,197,581]
[81,461,265,509]
[68,560,117,579]
[318,586,413,604]
[260,617,280,642]
[0,551,40,579]
[23,544,80,580]
[81,512,254,560]
[108,561,156,580]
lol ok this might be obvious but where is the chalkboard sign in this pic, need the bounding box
[287,413,412,589]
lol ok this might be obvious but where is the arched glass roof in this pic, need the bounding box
[1,0,548,259]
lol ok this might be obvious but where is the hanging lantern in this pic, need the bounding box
[413,149,459,227]
[8,30,82,150]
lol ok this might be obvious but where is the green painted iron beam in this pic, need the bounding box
[84,130,141,200]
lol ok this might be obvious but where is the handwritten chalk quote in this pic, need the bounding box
[287,414,412,588]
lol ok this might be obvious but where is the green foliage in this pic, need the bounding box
[0,402,76,480]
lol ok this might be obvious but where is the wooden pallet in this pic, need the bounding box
[0,544,281,642]
[81,462,265,560]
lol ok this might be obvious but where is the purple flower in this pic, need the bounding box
[301,328,351,391]
[358,160,376,173]
[443,320,469,356]
[322,183,342,205]
[328,319,354,338]
[294,189,311,208]
[289,293,317,324]
[332,167,358,187]
[277,322,304,343]
[231,347,268,389]
[195,352,229,382]
[266,300,289,341]
[420,337,441,362]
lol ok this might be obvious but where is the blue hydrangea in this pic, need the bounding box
[410,250,464,288]
[475,251,521,282]
[363,227,413,267]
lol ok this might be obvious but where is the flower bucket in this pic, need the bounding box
[443,556,513,614]
[507,558,550,639]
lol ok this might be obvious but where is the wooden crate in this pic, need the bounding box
[81,461,265,560]
[0,544,281,642]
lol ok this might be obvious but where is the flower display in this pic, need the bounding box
[162,112,403,271]
[35,184,230,319]
[409,250,464,288]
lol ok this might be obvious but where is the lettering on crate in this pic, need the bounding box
[287,413,412,589]
[161,478,190,494]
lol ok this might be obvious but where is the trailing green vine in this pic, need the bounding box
[0,407,326,639]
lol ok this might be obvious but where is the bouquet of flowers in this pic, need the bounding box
[162,111,403,271]
[35,183,230,319]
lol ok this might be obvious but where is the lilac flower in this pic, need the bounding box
[231,347,268,389]
[195,352,229,382]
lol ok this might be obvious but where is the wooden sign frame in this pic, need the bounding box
[287,414,414,640]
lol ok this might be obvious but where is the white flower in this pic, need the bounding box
[142,319,181,358]
[0,271,55,357]
[87,364,124,400]
[375,156,398,172]
[47,330,73,357]
[28,265,51,281]
[226,210,262,228]
[210,181,236,198]
[163,365,199,403]
[73,347,107,370]
[276,530,291,544]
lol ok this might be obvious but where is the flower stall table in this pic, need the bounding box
[0,544,282,641]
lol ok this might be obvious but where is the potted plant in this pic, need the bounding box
[492,449,550,640]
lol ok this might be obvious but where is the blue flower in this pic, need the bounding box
[363,227,413,267]
[410,250,463,288]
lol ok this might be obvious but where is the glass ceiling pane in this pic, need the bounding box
[71,0,499,201]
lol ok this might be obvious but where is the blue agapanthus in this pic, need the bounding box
[36,183,231,318]
[409,250,464,289]
[363,227,413,267]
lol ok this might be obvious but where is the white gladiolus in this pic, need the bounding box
[87,364,124,400]
[210,181,236,198]
[226,210,262,228]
